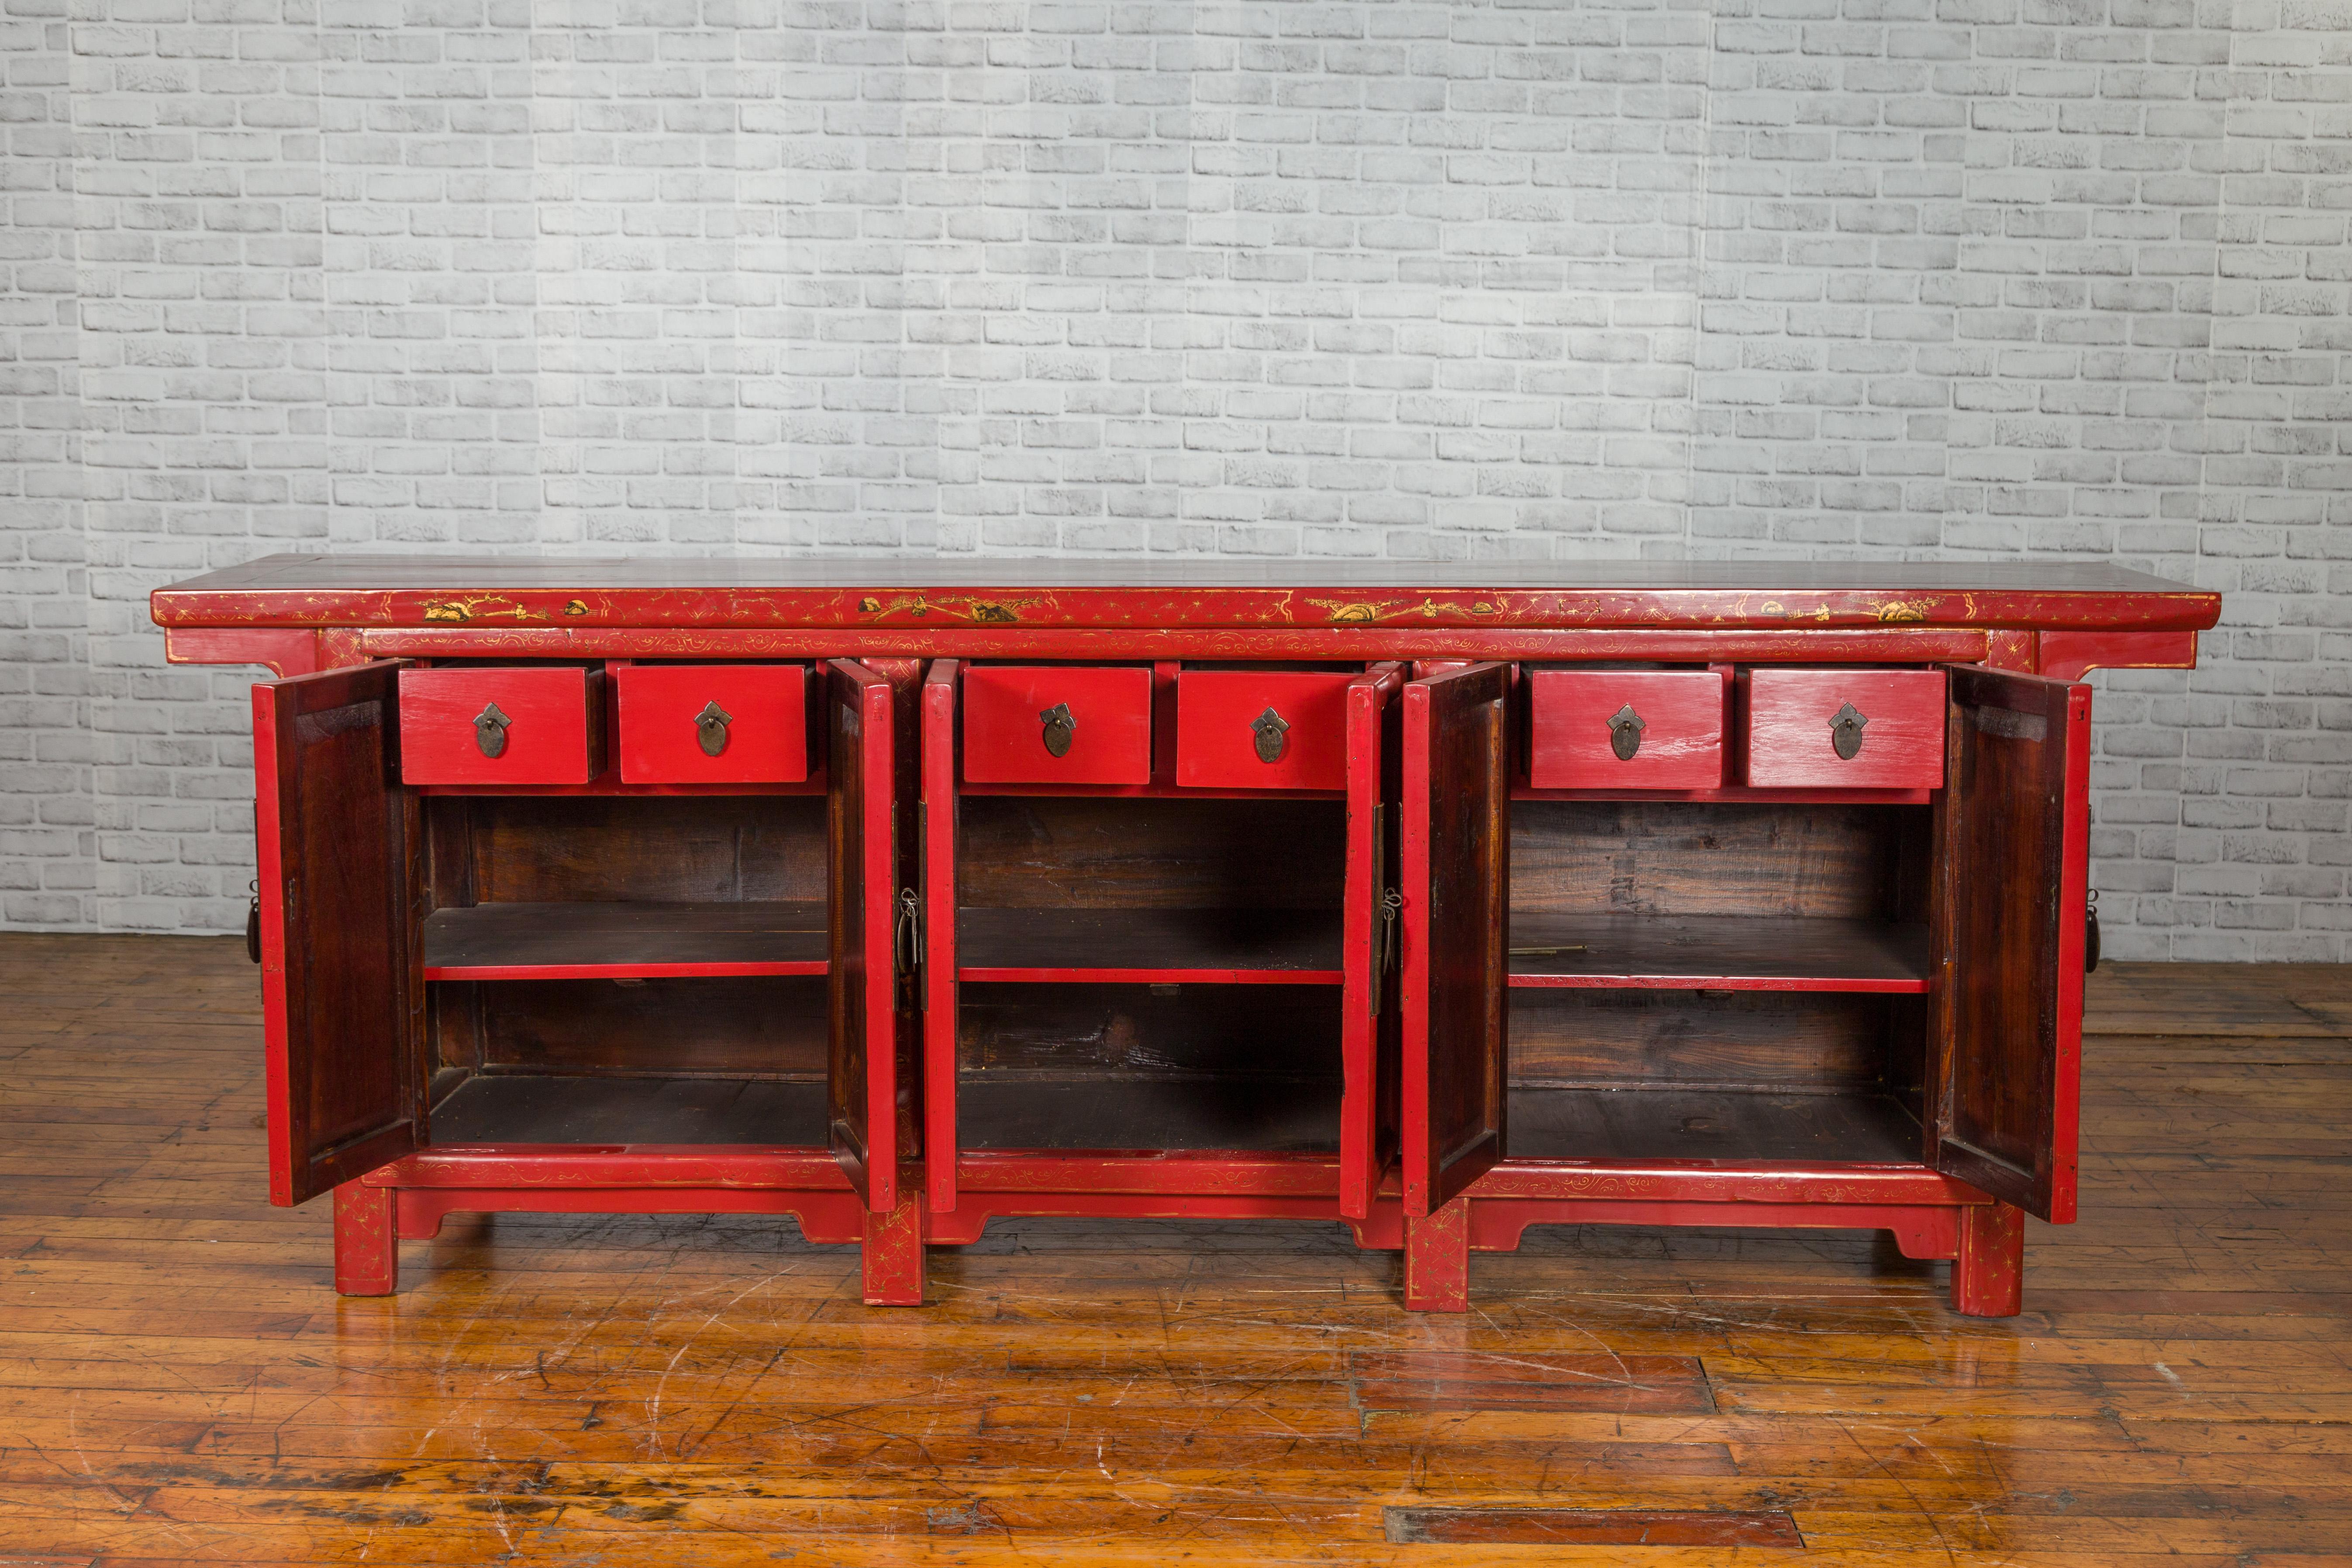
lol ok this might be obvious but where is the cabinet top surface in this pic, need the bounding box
[153,553,2218,637]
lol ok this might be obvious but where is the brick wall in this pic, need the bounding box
[4,0,2345,956]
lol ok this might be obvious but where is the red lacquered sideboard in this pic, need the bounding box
[151,557,2221,1313]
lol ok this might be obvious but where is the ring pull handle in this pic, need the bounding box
[1607,703,1646,762]
[1829,701,1869,761]
[1251,706,1290,764]
[895,888,921,980]
[473,701,510,759]
[1039,702,1076,758]
[695,700,732,758]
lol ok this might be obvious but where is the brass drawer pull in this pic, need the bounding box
[1039,702,1076,758]
[1830,701,1869,760]
[1608,703,1645,761]
[473,701,510,759]
[1252,706,1290,764]
[695,700,732,757]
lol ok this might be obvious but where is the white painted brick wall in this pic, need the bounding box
[4,0,2345,956]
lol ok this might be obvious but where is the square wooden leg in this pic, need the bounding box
[1952,1202,2024,1317]
[861,1193,925,1307]
[1403,1199,1469,1313]
[333,1182,398,1297]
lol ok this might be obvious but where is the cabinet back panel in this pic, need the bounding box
[433,976,828,1078]
[435,796,827,906]
[1511,801,1931,921]
[955,797,1345,910]
[1509,989,1903,1092]
[958,982,1341,1080]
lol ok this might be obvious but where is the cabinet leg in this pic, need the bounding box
[861,1193,925,1307]
[1952,1203,2024,1317]
[1403,1199,1470,1313]
[333,1182,397,1297]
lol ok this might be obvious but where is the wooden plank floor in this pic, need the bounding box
[3,935,2349,1566]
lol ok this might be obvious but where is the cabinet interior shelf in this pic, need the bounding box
[955,906,1345,985]
[1506,914,1931,993]
[421,901,828,981]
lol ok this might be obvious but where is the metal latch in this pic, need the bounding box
[1829,701,1868,761]
[1252,706,1290,764]
[473,701,510,758]
[695,700,732,757]
[1039,702,1076,758]
[1608,703,1645,762]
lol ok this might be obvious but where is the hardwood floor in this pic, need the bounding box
[3,934,2349,1566]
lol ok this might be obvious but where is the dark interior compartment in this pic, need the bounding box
[1507,799,1934,986]
[426,974,829,1143]
[425,794,828,909]
[1506,988,1929,1163]
[953,796,1348,975]
[956,982,1342,1151]
[955,796,1345,910]
[429,1074,828,1145]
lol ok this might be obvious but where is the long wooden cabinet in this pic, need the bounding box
[155,558,2219,1313]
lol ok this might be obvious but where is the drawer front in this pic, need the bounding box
[962,665,1154,785]
[1176,670,1354,792]
[399,666,601,786]
[1527,668,1727,789]
[614,664,808,784]
[1742,667,1947,789]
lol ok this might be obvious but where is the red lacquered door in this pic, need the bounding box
[1339,664,1403,1221]
[921,659,961,1213]
[828,659,912,1211]
[1933,666,2091,1223]
[253,661,425,1206]
[1399,662,1510,1217]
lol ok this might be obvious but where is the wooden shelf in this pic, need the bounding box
[412,772,821,799]
[1507,914,1930,993]
[955,906,1345,985]
[429,1073,827,1145]
[1504,1086,1924,1164]
[422,901,828,980]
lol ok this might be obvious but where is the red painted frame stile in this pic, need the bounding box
[179,557,2219,1314]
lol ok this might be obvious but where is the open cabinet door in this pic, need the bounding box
[1339,663,1404,1221]
[252,661,424,1207]
[921,660,960,1213]
[1934,665,2092,1223]
[1399,662,1510,1217]
[828,659,906,1212]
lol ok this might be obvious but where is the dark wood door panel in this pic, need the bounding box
[1400,661,1510,1216]
[1934,665,2090,1222]
[253,660,423,1206]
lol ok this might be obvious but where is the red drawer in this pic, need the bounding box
[962,665,1153,786]
[1740,667,1947,789]
[614,663,809,784]
[1526,667,1728,790]
[399,665,603,786]
[1176,669,1354,791]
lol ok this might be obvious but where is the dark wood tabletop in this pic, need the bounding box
[151,552,2221,632]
